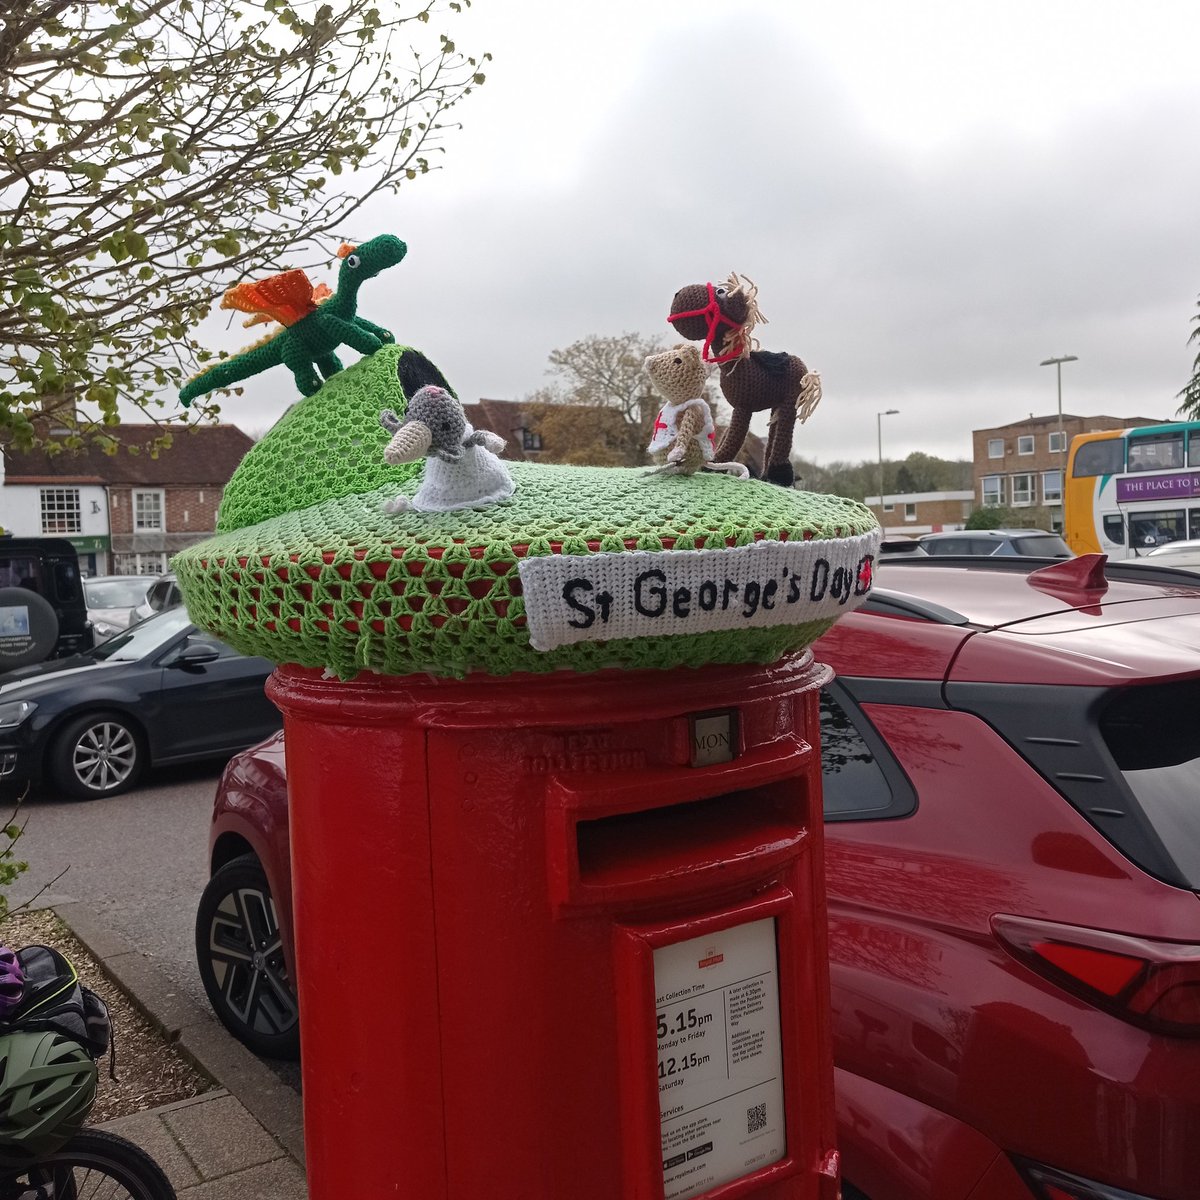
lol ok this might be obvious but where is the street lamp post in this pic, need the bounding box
[1040,356,1077,525]
[877,408,899,513]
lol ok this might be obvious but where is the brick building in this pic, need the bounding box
[1,424,253,575]
[864,490,974,535]
[972,412,1164,531]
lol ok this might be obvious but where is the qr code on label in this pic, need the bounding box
[746,1102,767,1134]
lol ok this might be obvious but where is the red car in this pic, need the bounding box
[197,554,1200,1200]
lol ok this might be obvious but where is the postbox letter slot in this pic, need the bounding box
[574,782,805,900]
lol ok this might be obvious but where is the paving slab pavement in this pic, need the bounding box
[98,1092,308,1198]
[55,902,308,1198]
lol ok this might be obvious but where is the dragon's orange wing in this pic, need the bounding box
[221,269,319,328]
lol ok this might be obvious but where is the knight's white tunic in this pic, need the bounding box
[646,398,716,460]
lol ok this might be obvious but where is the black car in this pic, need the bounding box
[0,607,281,799]
[0,537,94,669]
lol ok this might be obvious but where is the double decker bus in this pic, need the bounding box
[1064,421,1200,558]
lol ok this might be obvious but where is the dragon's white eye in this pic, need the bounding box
[714,286,727,298]
[346,253,361,269]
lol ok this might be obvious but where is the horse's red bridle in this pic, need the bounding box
[667,282,745,364]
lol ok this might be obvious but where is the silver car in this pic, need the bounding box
[127,573,183,627]
[84,574,158,641]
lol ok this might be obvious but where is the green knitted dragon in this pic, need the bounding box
[179,234,407,406]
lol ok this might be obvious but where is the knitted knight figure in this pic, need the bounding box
[644,344,750,480]
[380,385,516,513]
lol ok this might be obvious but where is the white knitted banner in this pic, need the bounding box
[518,530,882,652]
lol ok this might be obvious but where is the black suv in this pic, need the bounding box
[0,538,94,670]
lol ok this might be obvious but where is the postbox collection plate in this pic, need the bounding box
[689,709,739,768]
[654,918,786,1200]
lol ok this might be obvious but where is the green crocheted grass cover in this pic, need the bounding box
[216,343,437,532]
[176,463,879,679]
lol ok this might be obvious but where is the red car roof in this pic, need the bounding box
[821,556,1200,687]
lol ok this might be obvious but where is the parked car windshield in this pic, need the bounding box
[92,606,194,662]
[84,577,152,609]
[1100,680,1200,888]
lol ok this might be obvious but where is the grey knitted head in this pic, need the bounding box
[406,386,466,460]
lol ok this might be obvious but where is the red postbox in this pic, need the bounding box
[269,650,840,1200]
[170,274,881,1200]
[173,368,879,1199]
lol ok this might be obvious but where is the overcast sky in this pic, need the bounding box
[202,0,1200,467]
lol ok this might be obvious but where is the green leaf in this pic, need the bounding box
[211,234,241,256]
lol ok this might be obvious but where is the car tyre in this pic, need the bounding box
[50,710,145,800]
[195,854,300,1060]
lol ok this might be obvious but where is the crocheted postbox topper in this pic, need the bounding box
[175,459,881,681]
[172,247,878,680]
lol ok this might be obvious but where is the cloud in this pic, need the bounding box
[204,4,1200,467]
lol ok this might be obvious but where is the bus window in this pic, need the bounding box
[1128,432,1184,473]
[1102,514,1126,545]
[1073,438,1125,477]
[1190,510,1200,541]
[1129,509,1186,551]
[1189,435,1200,468]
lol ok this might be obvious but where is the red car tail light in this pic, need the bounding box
[1014,1156,1161,1199]
[993,913,1200,1037]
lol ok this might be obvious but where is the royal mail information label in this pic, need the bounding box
[653,919,785,1200]
[517,532,880,652]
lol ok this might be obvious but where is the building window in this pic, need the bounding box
[1042,470,1063,503]
[113,552,167,575]
[40,488,81,535]
[987,438,1004,458]
[904,503,917,521]
[1017,435,1034,455]
[133,490,164,531]
[982,476,1004,506]
[1048,431,1067,453]
[1012,474,1034,505]
[522,429,543,451]
[881,503,894,513]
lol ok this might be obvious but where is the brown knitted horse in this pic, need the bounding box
[667,273,821,487]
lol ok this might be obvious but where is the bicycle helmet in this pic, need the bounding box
[0,1030,97,1164]
[0,949,23,1018]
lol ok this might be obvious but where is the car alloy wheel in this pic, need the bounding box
[195,854,300,1060]
[51,711,144,800]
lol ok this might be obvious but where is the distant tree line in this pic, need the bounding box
[793,451,973,502]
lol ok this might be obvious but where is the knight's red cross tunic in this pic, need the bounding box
[646,399,717,460]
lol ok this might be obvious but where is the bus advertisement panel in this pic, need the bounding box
[1064,422,1200,558]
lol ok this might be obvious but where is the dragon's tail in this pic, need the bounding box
[179,335,283,407]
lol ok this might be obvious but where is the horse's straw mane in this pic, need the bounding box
[718,271,768,360]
